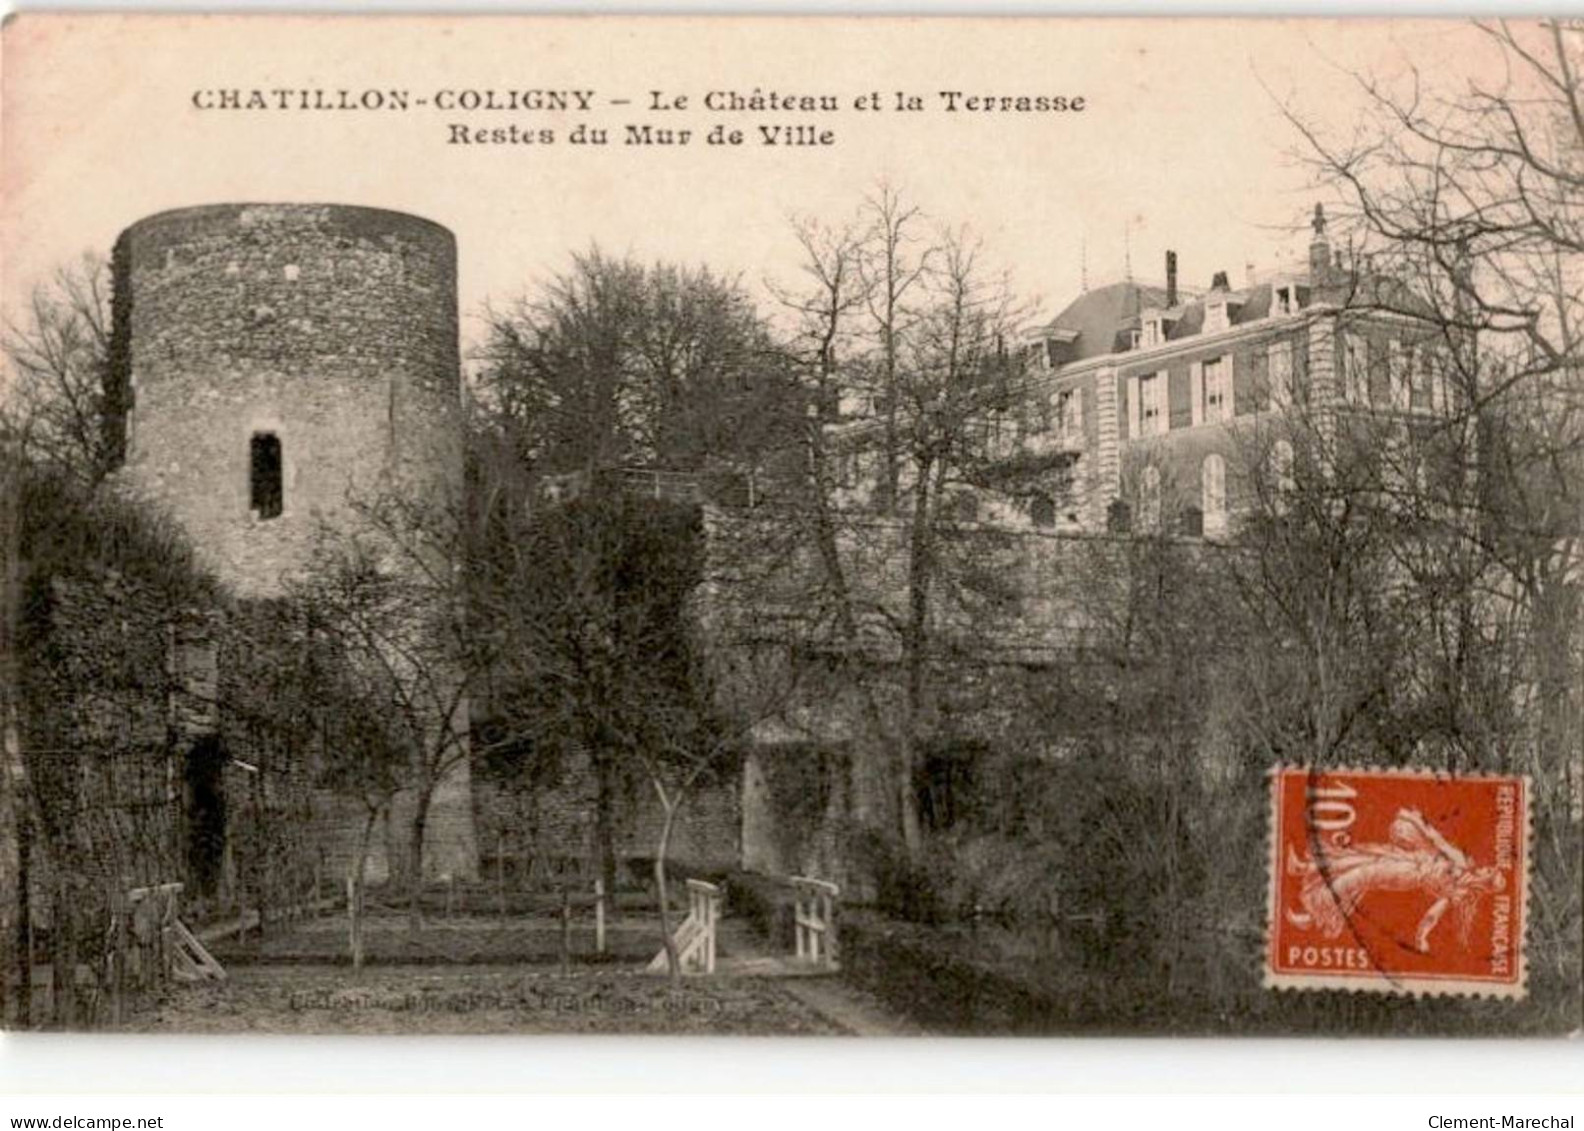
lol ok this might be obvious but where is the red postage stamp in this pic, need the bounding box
[1266,767,1528,998]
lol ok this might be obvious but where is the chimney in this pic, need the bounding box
[1210,270,1230,292]
[1309,202,1331,283]
[1165,250,1178,308]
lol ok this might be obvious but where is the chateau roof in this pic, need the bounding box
[1038,281,1169,363]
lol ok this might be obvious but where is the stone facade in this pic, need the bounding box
[113,203,463,595]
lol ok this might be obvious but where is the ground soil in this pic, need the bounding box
[120,964,848,1035]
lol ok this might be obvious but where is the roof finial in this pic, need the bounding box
[1081,233,1089,293]
[1123,221,1133,282]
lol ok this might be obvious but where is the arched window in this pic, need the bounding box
[250,432,283,520]
[1202,453,1227,536]
[1140,465,1162,530]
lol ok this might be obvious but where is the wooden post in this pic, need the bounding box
[593,878,606,955]
[109,891,125,1028]
[705,887,717,974]
[559,888,572,974]
[823,888,836,966]
[346,874,362,971]
[52,878,73,1027]
[809,891,820,964]
[496,831,506,927]
[153,890,166,990]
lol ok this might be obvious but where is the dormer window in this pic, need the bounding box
[1205,301,1229,334]
[1143,317,1162,347]
[1275,285,1295,316]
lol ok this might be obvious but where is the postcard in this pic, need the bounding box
[2,13,1579,1037]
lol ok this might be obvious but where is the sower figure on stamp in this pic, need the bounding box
[1286,809,1506,953]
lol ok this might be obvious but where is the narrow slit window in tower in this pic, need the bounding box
[250,432,283,519]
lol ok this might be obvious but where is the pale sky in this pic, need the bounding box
[1,15,1508,360]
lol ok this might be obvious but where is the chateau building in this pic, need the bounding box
[832,205,1459,537]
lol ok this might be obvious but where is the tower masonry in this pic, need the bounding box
[113,203,476,881]
[114,203,463,593]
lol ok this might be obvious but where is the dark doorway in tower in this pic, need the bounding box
[250,432,283,519]
[185,734,228,898]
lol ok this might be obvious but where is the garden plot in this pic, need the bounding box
[121,965,845,1035]
[210,912,666,967]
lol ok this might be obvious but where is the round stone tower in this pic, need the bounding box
[113,203,476,881]
[114,203,462,591]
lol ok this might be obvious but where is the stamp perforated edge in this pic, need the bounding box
[1262,764,1532,1002]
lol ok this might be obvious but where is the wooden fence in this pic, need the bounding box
[791,876,839,968]
[646,879,723,975]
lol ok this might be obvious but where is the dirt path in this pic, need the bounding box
[715,923,924,1036]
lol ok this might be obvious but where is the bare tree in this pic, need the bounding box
[638,642,801,984]
[758,191,1035,864]
[1279,17,1583,1017]
[292,492,491,935]
[857,182,934,506]
[2,254,113,485]
[474,251,800,895]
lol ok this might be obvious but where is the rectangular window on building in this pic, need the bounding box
[250,432,283,520]
[1032,392,1052,434]
[1205,302,1229,334]
[1416,347,1441,412]
[1343,332,1371,405]
[988,411,1014,458]
[1139,372,1167,436]
[1269,340,1294,409]
[1057,388,1083,439]
[1203,356,1232,422]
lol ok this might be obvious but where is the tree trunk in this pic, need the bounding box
[898,458,936,860]
[407,788,432,936]
[593,748,619,908]
[52,875,75,1028]
[0,438,25,1028]
[351,806,378,971]
[654,799,681,985]
[250,767,268,940]
[11,799,29,1028]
